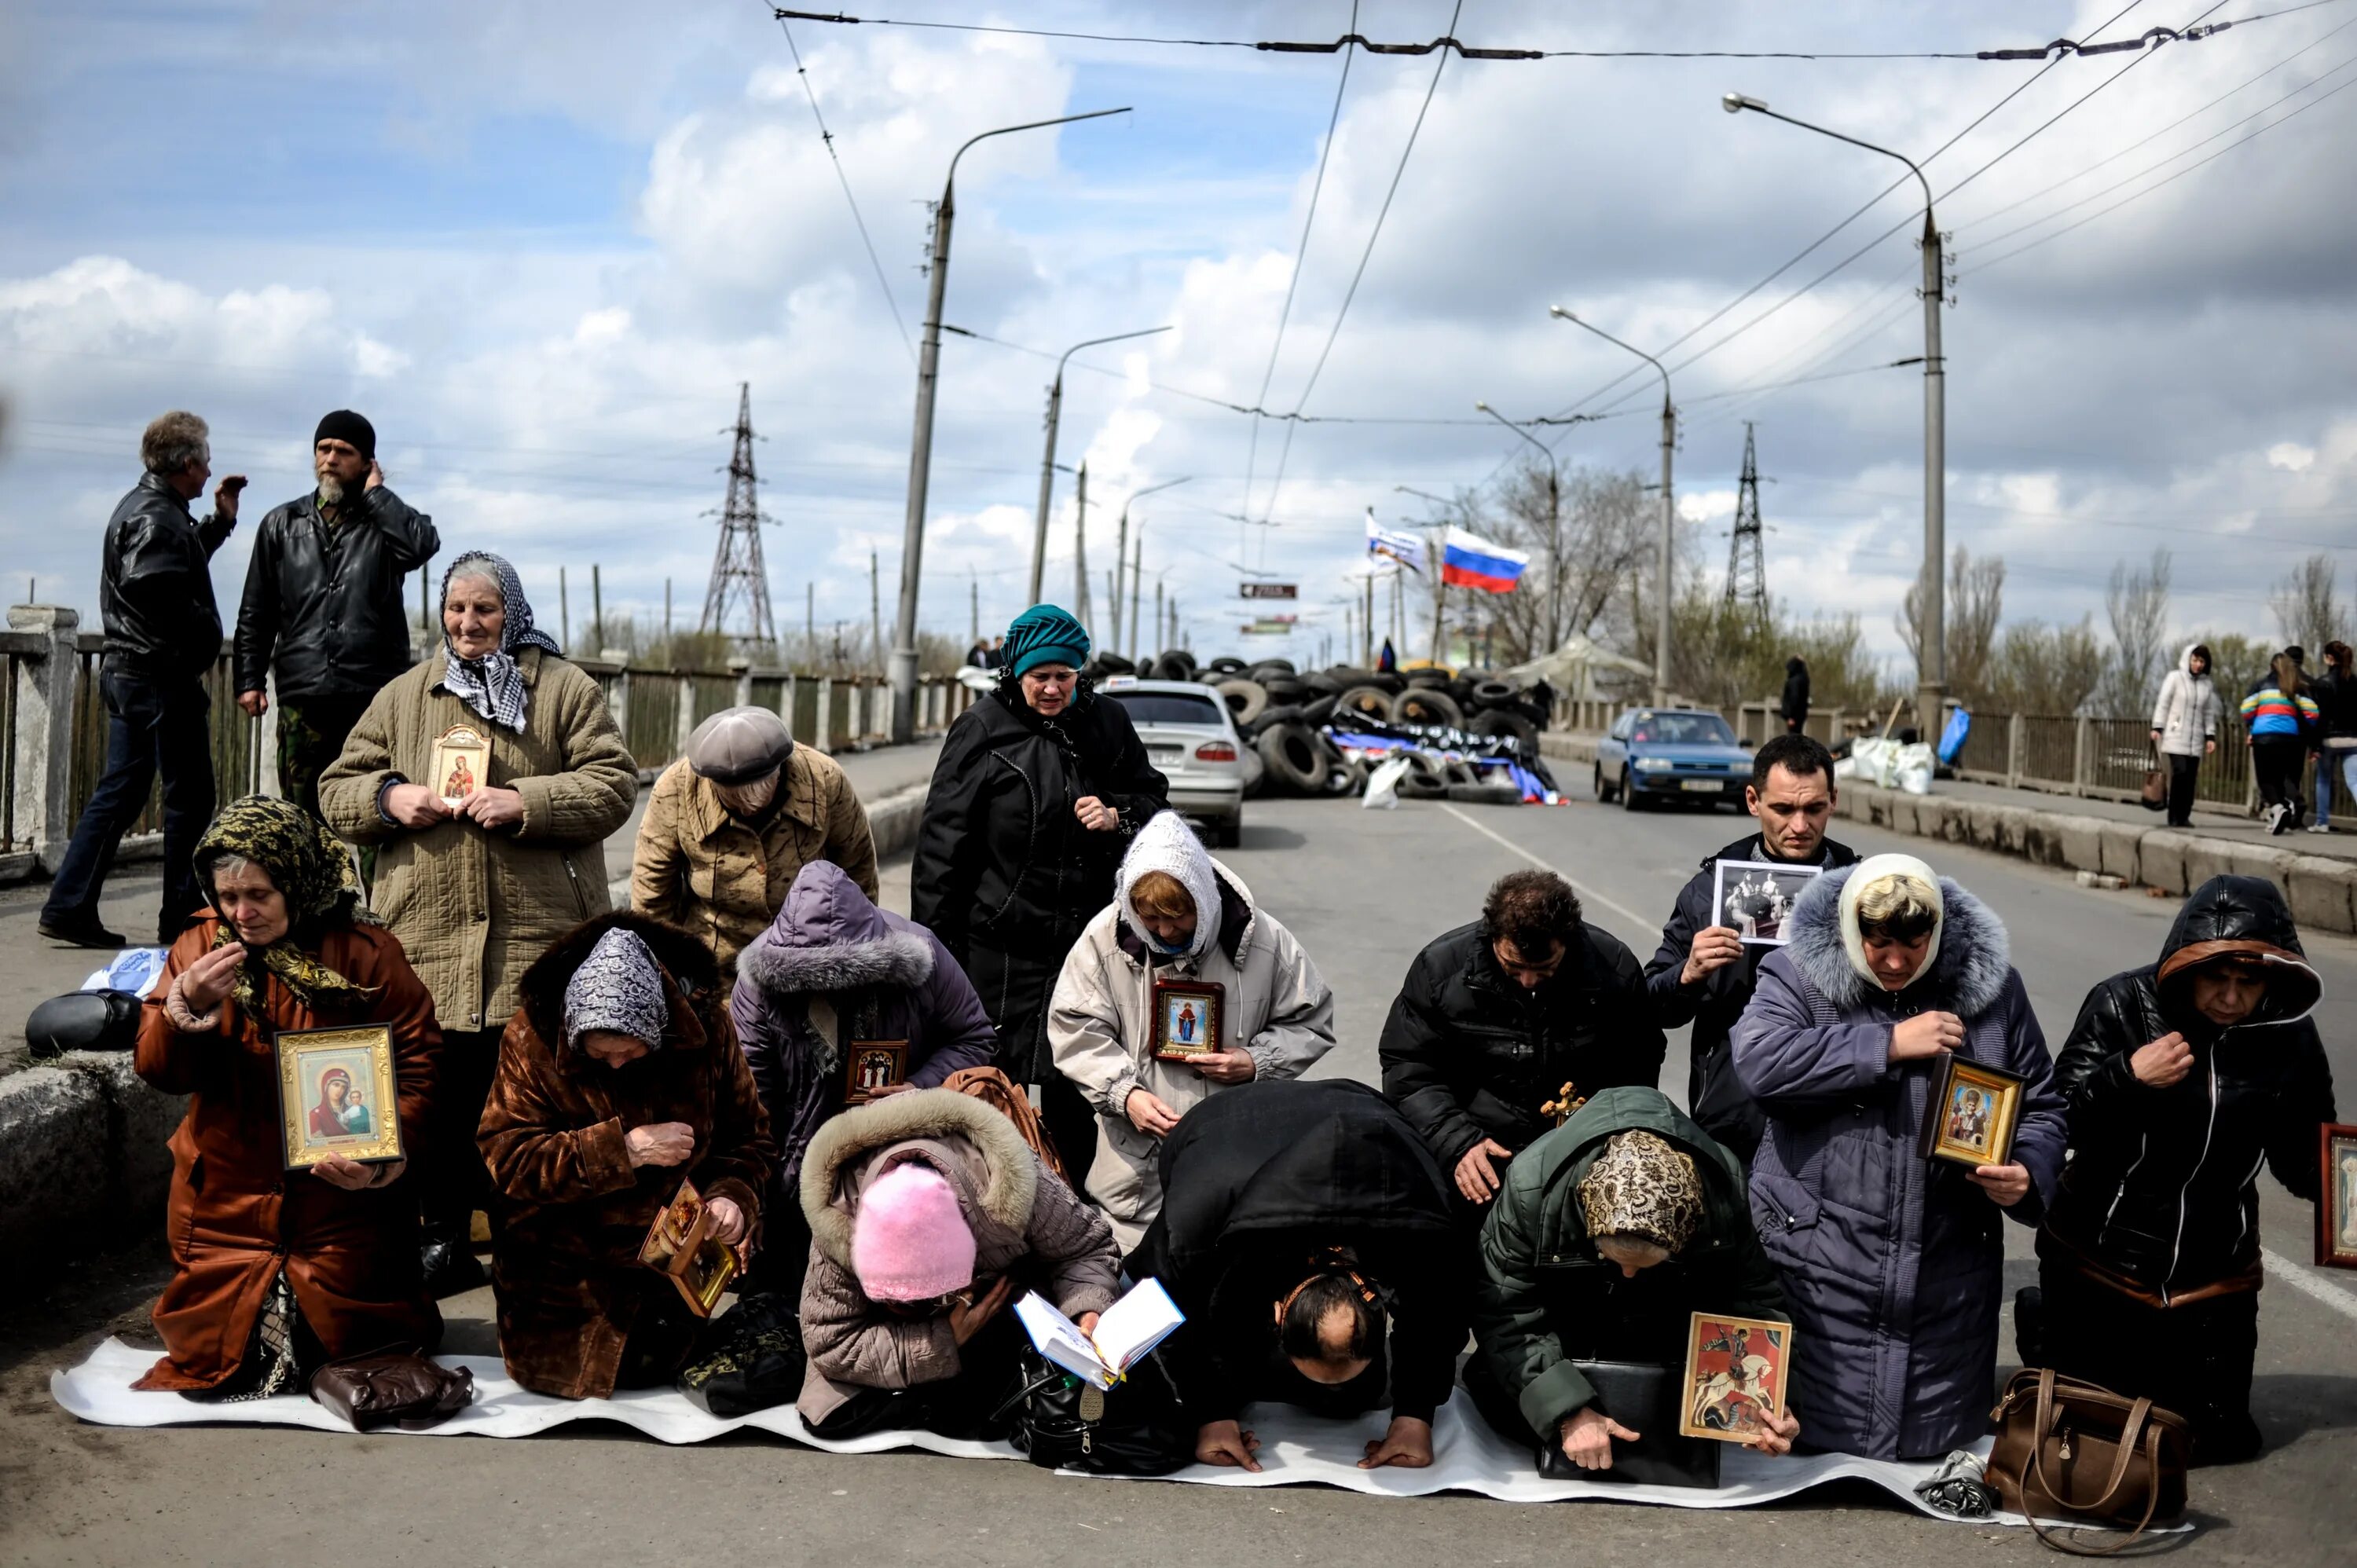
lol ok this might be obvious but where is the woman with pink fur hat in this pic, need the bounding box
[794,1088,1120,1438]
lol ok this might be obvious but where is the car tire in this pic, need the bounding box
[1335,684,1393,722]
[1405,667,1453,689]
[1397,755,1450,799]
[1621,768,1648,811]
[1300,693,1340,725]
[1391,687,1464,728]
[1207,656,1247,676]
[1446,779,1524,805]
[1257,724,1325,794]
[1246,658,1296,683]
[1214,817,1243,848]
[1324,665,1376,688]
[1593,764,1616,803]
[1322,756,1367,796]
[1151,651,1195,682]
[1216,678,1268,726]
[1469,679,1518,707]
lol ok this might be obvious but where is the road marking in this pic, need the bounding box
[2264,1246,2357,1324]
[1436,802,1658,934]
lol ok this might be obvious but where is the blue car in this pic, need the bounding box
[1593,708,1753,811]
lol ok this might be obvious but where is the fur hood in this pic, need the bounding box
[1782,859,2013,1019]
[800,1088,1038,1267]
[736,859,937,999]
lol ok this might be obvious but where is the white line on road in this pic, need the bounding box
[2264,1246,2357,1324]
[1437,802,1658,934]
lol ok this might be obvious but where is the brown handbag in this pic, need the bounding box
[940,1065,1069,1181]
[1987,1368,2190,1555]
[309,1346,475,1431]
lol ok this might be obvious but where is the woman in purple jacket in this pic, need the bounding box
[731,859,998,1295]
[1732,853,2066,1460]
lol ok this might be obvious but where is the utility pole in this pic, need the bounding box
[1154,581,1164,658]
[1725,91,1946,735]
[559,566,570,650]
[591,564,603,652]
[1362,572,1374,667]
[1110,475,1188,661]
[1550,308,1673,704]
[1475,402,1562,653]
[970,570,980,647]
[869,551,883,673]
[1726,423,1768,611]
[1028,327,1169,606]
[1072,461,1091,635]
[893,108,1131,743]
[1127,537,1143,664]
[700,383,779,651]
[663,578,673,658]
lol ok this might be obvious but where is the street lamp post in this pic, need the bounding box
[1549,307,1674,705]
[1474,402,1562,655]
[1395,484,1458,662]
[1725,91,1945,738]
[1027,324,1171,607]
[889,106,1131,743]
[1111,476,1189,658]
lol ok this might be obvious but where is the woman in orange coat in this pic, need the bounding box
[134,797,444,1396]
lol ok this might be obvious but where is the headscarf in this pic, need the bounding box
[1575,1130,1703,1254]
[1837,852,1945,991]
[563,927,670,1052]
[1002,603,1089,678]
[192,797,378,1011]
[439,551,562,733]
[1117,810,1222,961]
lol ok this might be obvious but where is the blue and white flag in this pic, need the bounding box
[1365,509,1426,574]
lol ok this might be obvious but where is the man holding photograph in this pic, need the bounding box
[1645,735,1855,1163]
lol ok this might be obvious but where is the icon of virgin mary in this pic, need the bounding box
[308,1068,354,1139]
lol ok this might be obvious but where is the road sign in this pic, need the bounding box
[1239,616,1297,635]
[1240,582,1299,600]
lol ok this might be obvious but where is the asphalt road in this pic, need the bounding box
[5,786,2355,1566]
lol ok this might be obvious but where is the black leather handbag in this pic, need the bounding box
[26,990,143,1059]
[679,1291,807,1418]
[994,1350,1194,1475]
[1535,1361,1722,1489]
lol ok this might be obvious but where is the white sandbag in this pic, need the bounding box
[1893,741,1935,795]
[1362,754,1412,810]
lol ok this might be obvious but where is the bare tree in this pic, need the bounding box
[1988,617,2106,716]
[2271,555,2342,657]
[1897,548,2007,705]
[2095,548,2173,717]
[1462,460,1655,665]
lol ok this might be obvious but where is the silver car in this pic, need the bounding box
[1099,677,1245,847]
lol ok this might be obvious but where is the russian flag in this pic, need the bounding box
[1440,526,1529,594]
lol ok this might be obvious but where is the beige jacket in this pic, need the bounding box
[321,649,637,1035]
[629,749,878,982]
[1047,859,1336,1251]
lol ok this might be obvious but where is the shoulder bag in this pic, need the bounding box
[309,1346,475,1431]
[1988,1368,2190,1555]
[992,1350,1194,1475]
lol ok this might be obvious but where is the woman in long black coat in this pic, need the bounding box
[910,604,1166,1172]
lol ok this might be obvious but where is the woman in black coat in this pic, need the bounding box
[909,604,1166,1173]
[2036,874,2337,1464]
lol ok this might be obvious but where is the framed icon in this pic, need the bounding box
[845,1039,910,1105]
[638,1178,740,1317]
[1919,1054,2028,1170]
[1679,1313,1791,1445]
[274,1024,403,1171]
[429,723,492,808]
[2319,1123,2357,1270]
[1709,859,1822,947]
[1151,978,1223,1061]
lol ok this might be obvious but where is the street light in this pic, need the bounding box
[1028,326,1171,606]
[1110,475,1188,658]
[888,105,1131,742]
[1549,306,1675,705]
[1474,401,1563,656]
[1725,90,1946,738]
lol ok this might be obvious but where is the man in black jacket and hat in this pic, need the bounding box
[40,411,244,948]
[1643,733,1855,1162]
[235,410,438,821]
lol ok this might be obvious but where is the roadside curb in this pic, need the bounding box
[1540,732,2357,936]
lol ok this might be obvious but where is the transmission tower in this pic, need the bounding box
[1724,422,1768,612]
[699,383,778,650]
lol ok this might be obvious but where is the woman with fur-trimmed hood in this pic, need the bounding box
[1731,853,2066,1460]
[795,1089,1120,1437]
[1048,810,1336,1252]
[730,859,998,1293]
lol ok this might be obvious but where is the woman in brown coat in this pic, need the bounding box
[321,551,636,1292]
[134,797,443,1395]
[478,914,775,1400]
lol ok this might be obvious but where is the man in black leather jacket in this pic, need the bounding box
[1380,869,1666,1225]
[40,411,243,947]
[2035,874,2337,1464]
[235,410,438,820]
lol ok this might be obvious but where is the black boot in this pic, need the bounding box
[420,1219,487,1297]
[2013,1285,2045,1368]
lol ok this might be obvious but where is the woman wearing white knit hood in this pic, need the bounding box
[1049,810,1336,1251]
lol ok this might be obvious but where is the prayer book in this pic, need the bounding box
[1013,1277,1185,1390]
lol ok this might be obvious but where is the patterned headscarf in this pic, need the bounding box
[1575,1130,1704,1255]
[439,551,562,733]
[563,928,670,1051]
[192,797,379,1012]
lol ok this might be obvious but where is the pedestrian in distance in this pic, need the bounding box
[1779,656,1809,735]
[1048,808,1336,1251]
[1380,869,1666,1223]
[2033,875,2336,1465]
[321,550,636,1295]
[910,603,1168,1181]
[2305,640,2357,833]
[2240,651,2319,837]
[1731,853,2066,1460]
[233,411,439,822]
[964,638,991,669]
[40,411,244,949]
[2150,643,2222,830]
[478,918,775,1400]
[731,859,999,1299]
[1644,733,1857,1163]
[630,705,878,986]
[132,797,443,1396]
[1467,1086,1798,1475]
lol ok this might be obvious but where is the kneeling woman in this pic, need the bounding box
[797,1089,1121,1438]
[478,916,775,1399]
[134,798,444,1395]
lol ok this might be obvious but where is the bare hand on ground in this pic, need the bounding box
[1360,1416,1435,1470]
[1197,1420,1262,1471]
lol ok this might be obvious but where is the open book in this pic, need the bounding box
[1013,1277,1186,1390]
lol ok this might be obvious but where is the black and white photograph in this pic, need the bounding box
[1710,860,1824,947]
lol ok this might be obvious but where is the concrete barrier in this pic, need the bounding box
[0,1053,183,1262]
[867,782,926,862]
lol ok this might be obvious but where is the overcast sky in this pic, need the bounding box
[2,0,2351,669]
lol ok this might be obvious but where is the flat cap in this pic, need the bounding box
[686,706,794,784]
